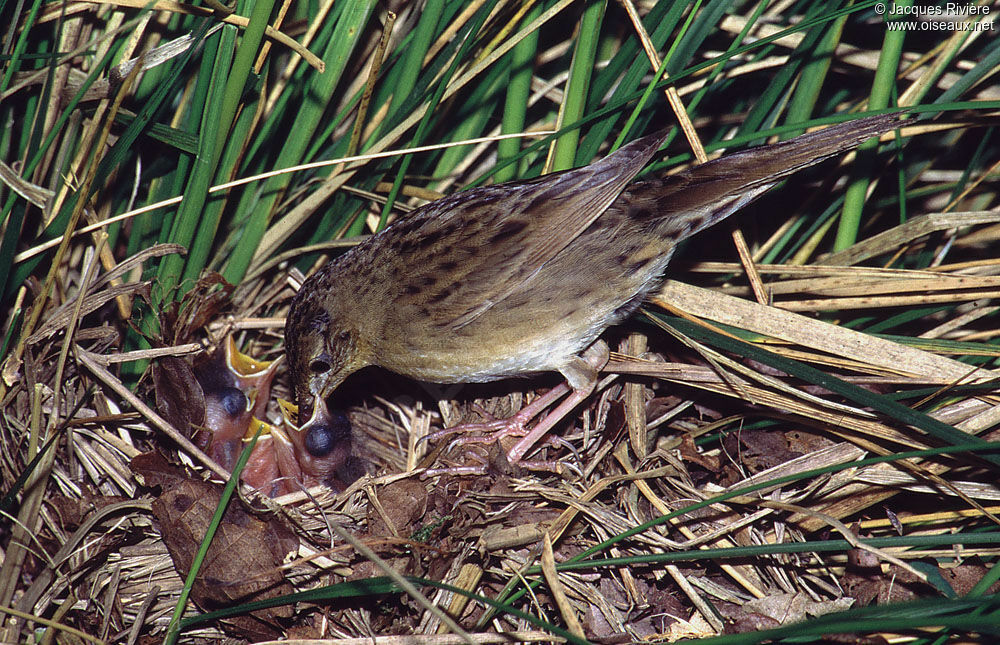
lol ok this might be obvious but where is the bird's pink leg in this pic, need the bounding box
[423,381,571,443]
[424,342,609,472]
[506,381,595,463]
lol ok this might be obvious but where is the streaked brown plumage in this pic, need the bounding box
[285,113,902,470]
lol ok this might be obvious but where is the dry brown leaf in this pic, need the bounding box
[131,452,298,640]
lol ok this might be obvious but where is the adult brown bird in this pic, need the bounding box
[285,113,903,474]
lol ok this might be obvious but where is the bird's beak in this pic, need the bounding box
[223,335,282,419]
[300,367,345,423]
[278,396,357,490]
[304,389,331,427]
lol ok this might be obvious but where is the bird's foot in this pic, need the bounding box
[421,431,585,477]
[421,341,609,476]
[422,380,571,446]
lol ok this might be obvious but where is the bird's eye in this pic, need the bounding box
[303,411,350,457]
[309,353,332,374]
[303,425,333,456]
[218,387,248,417]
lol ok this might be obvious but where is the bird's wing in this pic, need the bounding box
[377,113,903,335]
[377,130,670,330]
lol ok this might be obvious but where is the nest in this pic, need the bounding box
[6,220,1000,643]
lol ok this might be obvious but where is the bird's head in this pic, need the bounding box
[285,291,371,489]
[284,292,367,423]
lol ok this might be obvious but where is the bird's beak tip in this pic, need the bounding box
[306,394,331,426]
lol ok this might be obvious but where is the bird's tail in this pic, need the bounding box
[637,112,905,244]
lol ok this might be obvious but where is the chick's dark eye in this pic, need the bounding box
[218,387,248,417]
[303,411,351,457]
